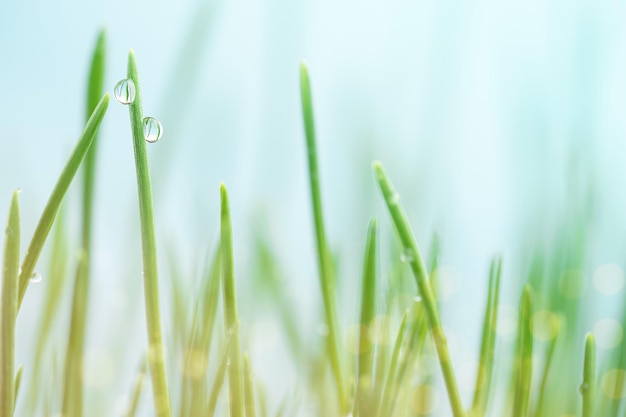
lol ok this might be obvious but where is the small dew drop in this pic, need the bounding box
[414,296,423,303]
[30,272,42,284]
[391,192,400,205]
[113,79,136,105]
[579,382,590,394]
[143,117,163,143]
[401,248,415,263]
[16,188,22,194]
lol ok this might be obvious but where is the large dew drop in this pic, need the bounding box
[143,117,163,143]
[114,79,136,105]
[30,272,42,284]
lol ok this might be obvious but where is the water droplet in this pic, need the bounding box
[16,188,22,194]
[391,192,400,205]
[400,248,415,263]
[143,117,163,143]
[579,382,590,394]
[414,295,422,303]
[114,79,136,105]
[30,272,42,284]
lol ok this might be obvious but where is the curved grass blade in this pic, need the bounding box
[534,315,561,417]
[206,326,237,417]
[375,311,408,417]
[17,93,109,309]
[372,161,464,417]
[220,184,244,417]
[582,334,596,417]
[299,62,346,413]
[123,357,148,417]
[1,191,20,417]
[470,255,502,417]
[244,354,257,417]
[126,50,171,417]
[13,365,22,406]
[512,285,533,417]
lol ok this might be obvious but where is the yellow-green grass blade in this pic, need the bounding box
[1,191,20,417]
[470,255,502,417]
[512,286,533,417]
[220,184,244,417]
[126,50,171,417]
[123,357,148,417]
[581,334,596,417]
[17,93,109,309]
[299,62,346,413]
[244,354,257,417]
[534,314,561,417]
[373,161,465,417]
[375,310,408,417]
[206,327,237,417]
[13,365,22,407]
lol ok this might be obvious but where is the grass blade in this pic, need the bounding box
[123,357,148,417]
[533,315,560,417]
[470,255,502,417]
[206,326,237,417]
[220,184,244,417]
[375,310,408,417]
[512,285,533,417]
[299,61,346,413]
[126,50,171,417]
[244,353,257,417]
[17,93,109,309]
[1,191,20,417]
[582,333,596,417]
[13,364,22,407]
[372,161,465,417]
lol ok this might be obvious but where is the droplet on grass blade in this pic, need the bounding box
[143,117,163,143]
[114,79,136,105]
[579,382,590,394]
[400,248,415,263]
[30,272,42,283]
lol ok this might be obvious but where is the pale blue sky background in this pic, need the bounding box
[2,0,626,415]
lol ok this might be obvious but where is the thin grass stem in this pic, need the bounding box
[582,333,596,417]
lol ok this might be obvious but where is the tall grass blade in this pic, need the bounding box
[582,333,596,417]
[372,161,465,417]
[13,365,22,406]
[244,353,257,417]
[206,327,237,417]
[534,315,560,417]
[126,50,171,417]
[1,191,20,417]
[299,61,347,413]
[375,310,408,417]
[123,357,148,417]
[512,285,533,417]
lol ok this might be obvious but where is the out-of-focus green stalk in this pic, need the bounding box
[512,286,533,417]
[123,357,148,417]
[376,311,408,417]
[244,354,257,417]
[582,334,596,417]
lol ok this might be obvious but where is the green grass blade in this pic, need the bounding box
[375,310,408,417]
[582,334,596,417]
[533,315,560,417]
[17,93,109,310]
[257,383,268,417]
[123,357,148,417]
[244,353,257,417]
[355,219,377,417]
[126,50,171,417]
[13,364,22,407]
[206,327,237,417]
[372,161,465,417]
[220,184,244,417]
[513,285,533,417]
[299,61,346,413]
[470,255,502,417]
[1,191,20,417]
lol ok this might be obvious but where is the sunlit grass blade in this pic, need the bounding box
[1,191,20,417]
[13,365,22,406]
[372,161,465,417]
[581,333,596,417]
[534,315,561,417]
[123,357,148,417]
[375,310,408,417]
[206,327,237,417]
[512,285,533,417]
[299,61,347,413]
[244,353,257,417]
[354,219,377,417]
[126,50,171,417]
[470,255,502,417]
[220,184,244,417]
[17,93,109,309]
[257,383,268,417]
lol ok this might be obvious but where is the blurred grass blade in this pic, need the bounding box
[257,383,268,417]
[206,326,237,417]
[220,184,244,417]
[299,61,346,413]
[376,310,408,417]
[373,161,465,417]
[17,93,109,309]
[123,357,148,417]
[534,315,560,417]
[1,191,20,417]
[513,285,533,417]
[355,219,377,417]
[13,365,22,406]
[244,354,257,417]
[126,50,171,417]
[582,334,596,417]
[470,255,502,417]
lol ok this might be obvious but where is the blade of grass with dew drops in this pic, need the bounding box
[13,364,22,407]
[581,333,596,417]
[469,255,502,417]
[354,219,377,417]
[512,285,533,417]
[206,325,237,417]
[299,62,347,413]
[244,353,257,417]
[123,357,148,417]
[533,313,561,417]
[375,310,408,417]
[126,49,172,417]
[220,184,244,417]
[17,93,109,310]
[372,161,465,417]
[1,191,20,417]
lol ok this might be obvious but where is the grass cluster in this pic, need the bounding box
[2,30,626,417]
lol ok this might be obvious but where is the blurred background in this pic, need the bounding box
[2,0,626,415]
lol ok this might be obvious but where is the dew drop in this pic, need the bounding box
[114,79,136,105]
[414,295,422,303]
[16,188,22,194]
[579,382,590,394]
[391,192,400,205]
[143,117,163,143]
[400,248,415,263]
[30,272,42,284]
